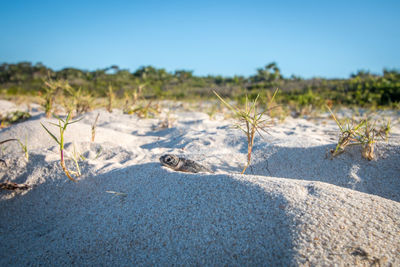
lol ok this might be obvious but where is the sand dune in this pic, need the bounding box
[0,101,399,266]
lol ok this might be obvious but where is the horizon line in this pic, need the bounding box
[1,60,398,80]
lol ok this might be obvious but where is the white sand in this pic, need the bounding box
[0,101,399,266]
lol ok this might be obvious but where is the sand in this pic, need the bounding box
[0,101,399,266]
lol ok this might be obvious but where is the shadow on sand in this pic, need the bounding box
[248,143,400,202]
[0,162,297,266]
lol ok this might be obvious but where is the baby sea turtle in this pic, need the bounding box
[159,154,212,173]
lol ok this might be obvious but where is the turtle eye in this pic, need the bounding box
[166,157,171,162]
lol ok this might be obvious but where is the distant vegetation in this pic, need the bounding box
[1,62,399,110]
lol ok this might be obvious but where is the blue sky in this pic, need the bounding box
[0,0,399,78]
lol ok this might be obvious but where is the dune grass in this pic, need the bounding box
[17,138,29,161]
[64,85,95,116]
[91,113,100,142]
[327,106,390,160]
[214,89,278,174]
[42,79,69,118]
[0,138,29,161]
[0,111,31,128]
[41,112,83,182]
[327,106,365,158]
[124,100,160,118]
[359,119,391,160]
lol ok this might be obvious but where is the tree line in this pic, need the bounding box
[0,62,399,108]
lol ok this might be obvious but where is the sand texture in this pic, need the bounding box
[0,102,399,266]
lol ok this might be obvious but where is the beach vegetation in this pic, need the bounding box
[91,113,100,142]
[328,106,390,160]
[0,138,29,162]
[359,119,391,160]
[106,84,115,113]
[214,89,278,174]
[328,107,366,158]
[124,100,160,118]
[156,112,176,129]
[0,62,399,114]
[0,110,31,128]
[64,84,94,116]
[17,138,29,161]
[42,78,66,118]
[41,112,82,182]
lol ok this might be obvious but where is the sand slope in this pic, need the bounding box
[0,103,399,266]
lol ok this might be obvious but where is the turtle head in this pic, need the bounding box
[160,154,180,168]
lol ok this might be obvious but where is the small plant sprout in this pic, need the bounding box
[328,106,390,160]
[0,138,29,161]
[214,89,278,174]
[91,113,100,142]
[155,112,176,130]
[163,112,176,129]
[0,111,31,128]
[328,106,365,157]
[95,145,102,159]
[377,119,391,142]
[71,143,82,177]
[41,112,83,182]
[17,138,29,161]
[126,100,159,118]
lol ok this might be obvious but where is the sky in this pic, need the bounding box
[0,0,399,78]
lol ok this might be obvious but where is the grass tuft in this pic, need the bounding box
[124,100,160,118]
[328,106,390,160]
[41,112,83,182]
[214,89,278,174]
[64,85,94,116]
[0,111,31,128]
[42,78,68,118]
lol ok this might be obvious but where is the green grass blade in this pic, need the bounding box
[65,111,72,124]
[251,95,259,113]
[48,122,61,127]
[53,113,65,123]
[327,105,343,132]
[353,120,366,131]
[213,90,241,115]
[67,117,84,125]
[41,123,60,145]
[234,123,247,134]
[270,88,279,103]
